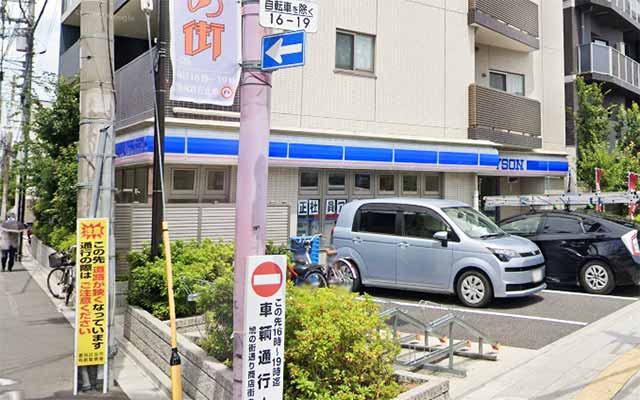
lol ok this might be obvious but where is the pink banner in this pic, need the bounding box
[170,0,241,105]
[595,168,603,193]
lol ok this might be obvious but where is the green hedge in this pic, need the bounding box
[127,240,288,320]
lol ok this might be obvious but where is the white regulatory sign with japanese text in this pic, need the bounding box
[242,255,287,400]
[259,0,319,33]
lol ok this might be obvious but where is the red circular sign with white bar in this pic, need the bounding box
[251,261,283,298]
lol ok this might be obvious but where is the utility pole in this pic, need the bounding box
[77,0,115,392]
[150,0,169,258]
[15,0,35,261]
[1,77,16,220]
[232,2,272,398]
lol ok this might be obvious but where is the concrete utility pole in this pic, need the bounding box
[232,2,272,398]
[77,0,116,391]
[1,77,16,221]
[15,0,35,261]
[150,0,169,258]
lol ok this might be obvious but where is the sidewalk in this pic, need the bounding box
[456,297,640,400]
[14,249,169,400]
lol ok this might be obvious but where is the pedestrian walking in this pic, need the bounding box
[1,215,19,272]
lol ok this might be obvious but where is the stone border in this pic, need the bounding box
[394,370,449,400]
[124,305,232,400]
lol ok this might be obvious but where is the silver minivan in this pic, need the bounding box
[332,198,546,307]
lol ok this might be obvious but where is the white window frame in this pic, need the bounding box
[401,174,419,196]
[335,30,376,73]
[171,168,198,195]
[299,170,321,194]
[203,168,227,195]
[352,171,373,194]
[489,69,525,96]
[376,173,397,195]
[423,174,442,198]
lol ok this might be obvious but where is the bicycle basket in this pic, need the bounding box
[48,252,64,268]
[290,236,320,264]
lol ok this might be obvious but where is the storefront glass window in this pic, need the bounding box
[328,173,346,192]
[173,169,196,192]
[300,172,319,191]
[378,174,395,193]
[402,175,418,194]
[354,173,371,192]
[424,174,441,197]
[207,170,225,192]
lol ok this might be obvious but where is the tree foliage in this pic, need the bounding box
[575,77,640,192]
[20,76,80,249]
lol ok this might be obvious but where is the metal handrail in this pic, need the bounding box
[578,43,640,90]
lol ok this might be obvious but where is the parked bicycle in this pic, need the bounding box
[47,247,76,306]
[287,235,358,291]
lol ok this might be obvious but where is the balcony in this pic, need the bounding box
[576,0,640,30]
[469,0,539,52]
[578,43,640,97]
[59,40,80,79]
[468,84,542,149]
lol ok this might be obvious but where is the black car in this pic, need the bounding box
[499,211,640,294]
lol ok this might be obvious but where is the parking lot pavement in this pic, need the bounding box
[367,287,639,350]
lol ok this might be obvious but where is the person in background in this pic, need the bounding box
[0,215,19,272]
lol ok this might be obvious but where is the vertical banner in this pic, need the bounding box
[242,255,286,400]
[629,172,638,193]
[595,168,603,193]
[74,218,110,390]
[170,0,242,105]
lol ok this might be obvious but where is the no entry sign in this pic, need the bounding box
[243,255,286,400]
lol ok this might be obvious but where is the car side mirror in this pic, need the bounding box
[434,231,449,247]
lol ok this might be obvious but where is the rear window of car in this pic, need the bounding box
[542,216,584,234]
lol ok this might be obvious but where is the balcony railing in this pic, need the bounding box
[469,0,539,50]
[59,40,80,79]
[468,84,542,149]
[600,0,640,26]
[115,49,155,129]
[578,43,640,92]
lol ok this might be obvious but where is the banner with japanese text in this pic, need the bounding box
[170,0,242,105]
[75,218,109,367]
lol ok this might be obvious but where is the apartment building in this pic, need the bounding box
[59,0,568,245]
[564,0,640,145]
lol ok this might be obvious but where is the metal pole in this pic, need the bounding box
[233,1,272,398]
[150,0,168,258]
[1,77,16,221]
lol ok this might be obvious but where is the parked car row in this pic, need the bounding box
[331,198,640,307]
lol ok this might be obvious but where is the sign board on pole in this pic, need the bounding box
[242,255,286,400]
[74,218,110,392]
[262,30,305,71]
[259,0,319,32]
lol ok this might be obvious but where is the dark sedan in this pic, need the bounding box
[499,211,640,294]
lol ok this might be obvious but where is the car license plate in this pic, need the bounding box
[532,268,543,283]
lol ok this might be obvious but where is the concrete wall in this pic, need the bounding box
[123,306,233,400]
[443,173,475,206]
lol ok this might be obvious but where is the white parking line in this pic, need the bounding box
[542,289,639,301]
[372,298,589,327]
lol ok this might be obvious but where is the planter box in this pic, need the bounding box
[124,305,449,400]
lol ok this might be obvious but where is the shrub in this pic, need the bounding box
[285,288,400,400]
[198,281,400,400]
[127,240,288,320]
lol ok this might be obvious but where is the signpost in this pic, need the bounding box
[74,218,110,394]
[242,255,286,400]
[259,0,318,32]
[262,31,305,71]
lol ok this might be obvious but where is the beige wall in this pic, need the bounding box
[443,173,475,206]
[271,0,474,142]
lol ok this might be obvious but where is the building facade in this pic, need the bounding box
[60,0,569,243]
[564,0,640,147]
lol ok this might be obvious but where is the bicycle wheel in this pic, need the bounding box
[331,259,358,292]
[47,268,66,299]
[302,271,328,288]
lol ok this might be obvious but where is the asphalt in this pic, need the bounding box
[368,285,639,349]
[0,262,128,400]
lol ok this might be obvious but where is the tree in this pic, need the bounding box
[575,77,612,147]
[577,140,640,192]
[18,76,80,249]
[615,102,640,156]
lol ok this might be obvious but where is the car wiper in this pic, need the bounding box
[480,233,505,239]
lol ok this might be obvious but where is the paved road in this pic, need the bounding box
[0,262,128,400]
[368,286,639,349]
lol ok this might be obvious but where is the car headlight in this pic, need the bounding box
[488,248,520,262]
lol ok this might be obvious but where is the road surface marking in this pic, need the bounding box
[542,289,638,301]
[575,346,640,400]
[372,298,589,326]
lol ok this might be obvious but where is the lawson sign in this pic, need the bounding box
[497,158,525,171]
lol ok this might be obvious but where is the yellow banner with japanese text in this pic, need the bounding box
[75,218,109,367]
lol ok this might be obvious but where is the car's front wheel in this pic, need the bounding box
[580,261,615,295]
[456,270,493,308]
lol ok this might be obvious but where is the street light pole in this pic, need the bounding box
[232,1,272,398]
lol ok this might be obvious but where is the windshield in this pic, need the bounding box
[443,207,505,239]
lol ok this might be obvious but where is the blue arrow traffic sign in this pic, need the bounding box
[261,31,305,71]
